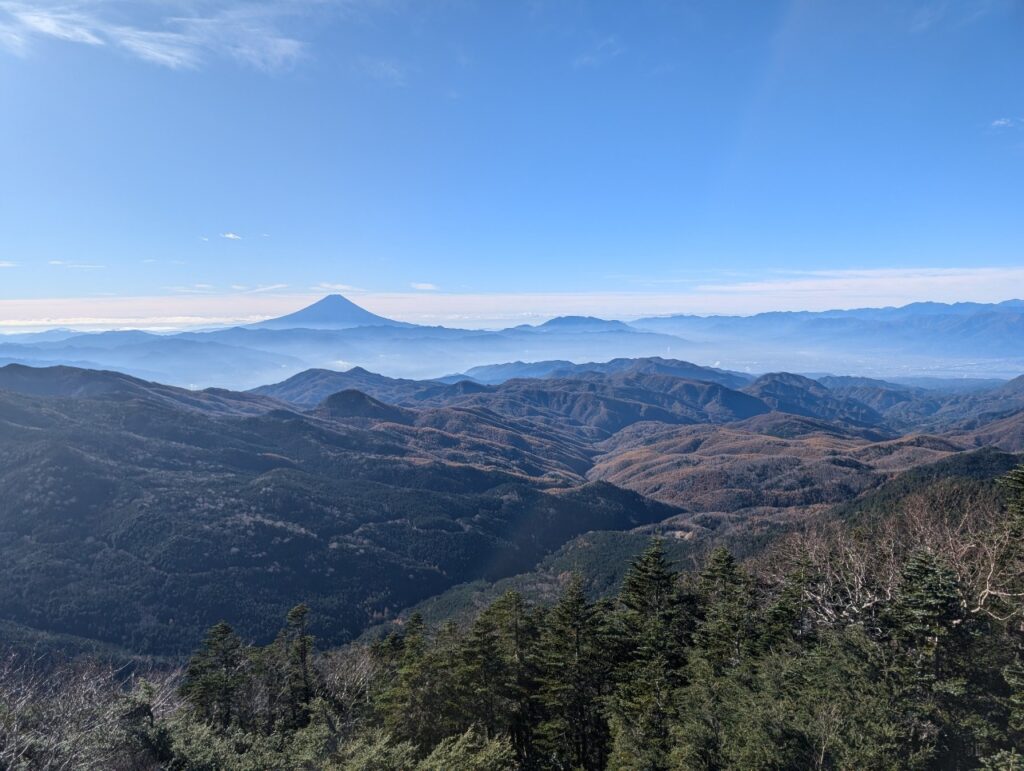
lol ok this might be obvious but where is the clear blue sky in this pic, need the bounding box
[1,0,1022,328]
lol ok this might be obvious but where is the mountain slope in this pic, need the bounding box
[0,376,677,654]
[743,372,886,427]
[250,294,407,330]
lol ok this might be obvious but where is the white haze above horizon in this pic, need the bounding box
[0,267,1022,332]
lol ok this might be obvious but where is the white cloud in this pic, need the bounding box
[0,1,308,71]
[111,26,199,69]
[991,117,1023,129]
[0,260,15,268]
[48,259,104,269]
[410,282,439,291]
[221,232,242,240]
[167,283,217,294]
[11,7,103,45]
[169,282,288,295]
[0,21,27,53]
[314,282,364,293]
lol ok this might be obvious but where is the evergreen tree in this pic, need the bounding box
[275,603,318,730]
[378,614,469,751]
[619,538,677,618]
[1004,656,1024,748]
[533,574,612,770]
[999,464,1024,521]
[180,620,247,730]
[888,549,996,766]
[695,547,757,672]
[761,565,810,653]
[608,539,689,771]
[458,590,540,764]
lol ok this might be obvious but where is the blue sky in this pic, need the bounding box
[1,0,1022,328]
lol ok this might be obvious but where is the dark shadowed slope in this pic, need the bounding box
[455,356,751,388]
[743,372,886,427]
[0,363,284,415]
[0,372,677,655]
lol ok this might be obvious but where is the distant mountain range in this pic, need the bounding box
[0,294,1022,389]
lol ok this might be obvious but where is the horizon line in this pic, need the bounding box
[0,290,1022,334]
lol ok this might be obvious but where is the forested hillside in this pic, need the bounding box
[1,361,1023,657]
[3,465,1022,769]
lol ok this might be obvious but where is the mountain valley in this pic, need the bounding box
[1,349,1021,658]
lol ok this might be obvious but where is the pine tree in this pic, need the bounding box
[180,620,247,730]
[378,614,469,751]
[761,565,810,653]
[619,539,677,618]
[999,464,1024,521]
[534,574,612,770]
[459,606,508,736]
[1004,656,1024,746]
[608,539,689,770]
[1001,465,1024,751]
[457,590,539,763]
[695,547,757,673]
[889,550,985,765]
[276,603,317,730]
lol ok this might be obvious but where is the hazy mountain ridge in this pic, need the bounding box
[2,294,1023,388]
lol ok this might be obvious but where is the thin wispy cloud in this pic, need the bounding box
[991,117,1023,129]
[410,282,438,291]
[166,283,216,294]
[221,232,242,240]
[315,282,364,293]
[0,260,16,268]
[112,26,200,69]
[169,282,287,295]
[48,259,104,269]
[14,7,103,44]
[0,20,26,53]
[572,36,624,69]
[356,55,408,86]
[910,0,1008,33]
[0,1,310,71]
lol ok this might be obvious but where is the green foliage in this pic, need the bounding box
[530,574,614,770]
[999,463,1024,520]
[696,547,758,672]
[9,461,1024,769]
[607,540,690,770]
[180,620,247,729]
[417,725,516,771]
